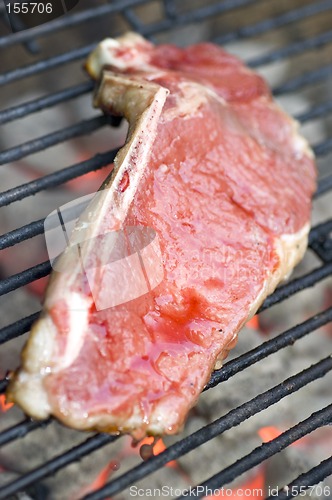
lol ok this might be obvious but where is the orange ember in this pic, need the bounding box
[246,315,259,330]
[76,460,118,499]
[0,395,14,412]
[258,426,282,443]
[139,437,177,468]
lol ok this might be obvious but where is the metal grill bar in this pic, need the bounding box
[0,260,51,297]
[268,457,332,500]
[315,174,332,198]
[309,219,332,244]
[0,378,8,394]
[0,219,44,250]
[176,403,332,500]
[207,306,332,390]
[248,29,332,68]
[0,4,40,54]
[0,434,118,500]
[0,149,117,209]
[213,0,332,45]
[0,421,95,460]
[0,418,51,448]
[0,115,110,165]
[0,312,39,347]
[0,44,95,87]
[0,81,93,125]
[81,358,332,500]
[313,138,332,157]
[274,63,332,96]
[296,100,332,123]
[163,0,177,19]
[259,262,332,311]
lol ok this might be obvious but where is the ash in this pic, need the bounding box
[0,1,331,499]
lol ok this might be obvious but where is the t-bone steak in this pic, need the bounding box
[8,33,317,439]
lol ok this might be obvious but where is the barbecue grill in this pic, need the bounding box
[0,0,332,498]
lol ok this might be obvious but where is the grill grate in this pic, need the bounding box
[0,0,332,498]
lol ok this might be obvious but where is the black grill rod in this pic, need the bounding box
[258,261,332,313]
[163,0,177,19]
[0,0,150,49]
[0,43,95,87]
[0,149,117,209]
[0,7,39,54]
[213,0,332,45]
[207,306,332,390]
[0,312,39,346]
[0,81,93,125]
[267,457,332,500]
[176,403,332,500]
[315,173,332,198]
[308,218,332,263]
[83,357,332,500]
[296,99,332,124]
[0,219,43,250]
[0,415,53,462]
[0,115,111,166]
[0,418,51,448]
[0,260,51,297]
[0,433,118,500]
[274,62,332,96]
[313,138,332,157]
[309,218,332,244]
[248,29,332,68]
[0,378,8,393]
[0,309,332,450]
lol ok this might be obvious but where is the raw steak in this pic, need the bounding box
[9,33,316,439]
